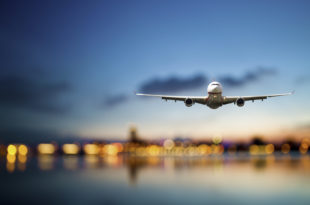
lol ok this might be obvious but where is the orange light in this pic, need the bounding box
[7,144,17,155]
[281,144,290,154]
[18,154,27,163]
[7,154,16,163]
[18,144,28,155]
[299,143,309,154]
[38,143,56,154]
[83,144,100,155]
[249,145,259,155]
[112,143,123,152]
[198,144,210,155]
[6,162,15,173]
[104,144,119,156]
[265,144,274,154]
[62,144,80,155]
[147,145,160,156]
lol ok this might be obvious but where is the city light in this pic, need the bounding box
[299,143,309,154]
[83,144,100,155]
[103,144,119,156]
[7,144,17,155]
[7,154,16,163]
[265,144,275,155]
[281,144,290,154]
[62,144,80,155]
[38,144,56,155]
[163,139,174,150]
[18,144,28,155]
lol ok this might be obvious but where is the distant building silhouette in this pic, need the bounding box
[129,126,145,144]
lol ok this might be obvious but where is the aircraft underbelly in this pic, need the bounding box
[207,94,223,109]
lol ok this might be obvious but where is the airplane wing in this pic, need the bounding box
[223,91,294,105]
[136,93,207,105]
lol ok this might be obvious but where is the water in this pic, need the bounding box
[1,154,310,205]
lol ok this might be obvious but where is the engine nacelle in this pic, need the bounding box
[185,98,195,107]
[236,98,245,107]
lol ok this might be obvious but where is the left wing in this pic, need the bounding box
[223,91,294,105]
[136,93,207,105]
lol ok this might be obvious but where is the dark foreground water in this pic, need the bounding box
[1,154,310,205]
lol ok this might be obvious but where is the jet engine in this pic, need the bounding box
[236,98,245,107]
[185,98,195,107]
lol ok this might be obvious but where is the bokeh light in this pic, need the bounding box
[38,144,56,155]
[18,144,28,155]
[7,144,17,155]
[62,144,80,155]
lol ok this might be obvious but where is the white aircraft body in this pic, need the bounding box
[136,81,293,109]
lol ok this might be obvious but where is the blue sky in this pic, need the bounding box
[1,0,310,142]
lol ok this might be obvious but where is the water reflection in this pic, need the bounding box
[1,154,310,204]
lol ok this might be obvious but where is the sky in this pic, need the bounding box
[1,0,310,143]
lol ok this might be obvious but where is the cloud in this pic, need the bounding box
[138,73,207,94]
[295,75,310,85]
[101,94,129,108]
[0,75,73,114]
[219,66,277,87]
[0,127,88,144]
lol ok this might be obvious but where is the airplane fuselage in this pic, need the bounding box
[206,82,223,109]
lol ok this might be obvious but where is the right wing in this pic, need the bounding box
[136,93,207,105]
[223,91,294,105]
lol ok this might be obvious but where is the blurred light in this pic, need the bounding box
[6,162,15,173]
[7,144,17,155]
[17,161,26,172]
[63,156,79,170]
[265,144,274,154]
[38,155,55,171]
[38,144,56,154]
[104,155,120,166]
[83,144,100,155]
[18,144,28,155]
[104,144,119,156]
[18,154,27,163]
[84,155,99,168]
[198,144,211,155]
[164,139,174,150]
[112,143,123,152]
[7,154,16,163]
[211,144,224,155]
[212,135,222,144]
[299,143,309,154]
[147,145,160,156]
[62,144,80,155]
[249,145,259,155]
[302,138,310,145]
[281,143,290,154]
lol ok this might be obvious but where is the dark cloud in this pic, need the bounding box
[0,127,88,144]
[219,67,277,87]
[102,94,129,108]
[139,74,207,94]
[0,75,72,114]
[295,75,310,85]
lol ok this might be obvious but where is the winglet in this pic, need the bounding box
[291,90,295,95]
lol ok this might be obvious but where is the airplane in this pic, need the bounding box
[136,81,293,109]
